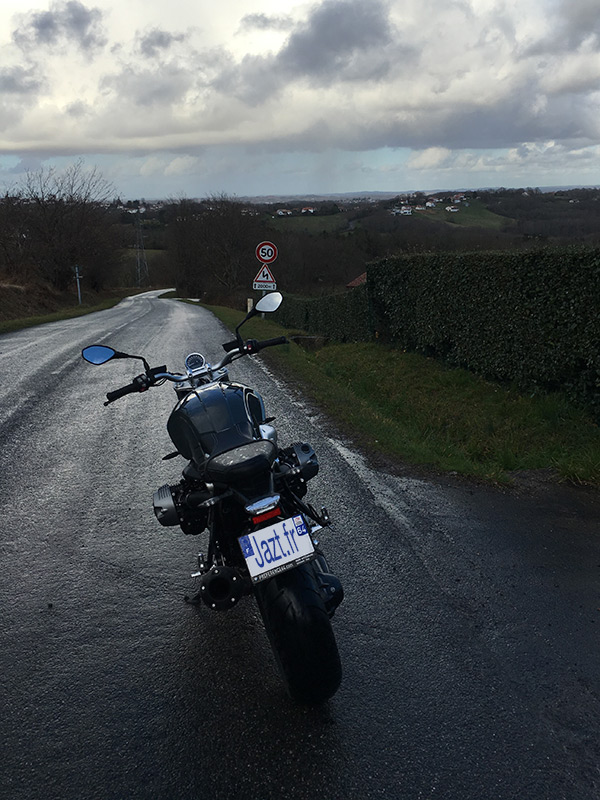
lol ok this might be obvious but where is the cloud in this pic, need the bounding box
[138,28,187,59]
[0,66,45,133]
[164,155,200,175]
[0,65,44,95]
[238,13,293,32]
[215,0,403,104]
[553,0,600,49]
[279,0,395,83]
[12,0,107,53]
[2,0,600,195]
[101,62,195,110]
[408,148,452,170]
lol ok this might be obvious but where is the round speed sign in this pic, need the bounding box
[255,241,278,264]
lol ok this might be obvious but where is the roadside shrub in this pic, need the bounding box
[274,285,371,342]
[368,248,600,414]
[271,247,600,415]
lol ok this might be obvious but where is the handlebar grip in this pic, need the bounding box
[105,381,141,404]
[257,336,288,349]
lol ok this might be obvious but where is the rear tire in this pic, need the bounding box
[255,562,342,704]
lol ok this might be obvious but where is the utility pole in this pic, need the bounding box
[135,213,149,287]
[74,265,83,305]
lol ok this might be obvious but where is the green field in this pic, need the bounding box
[266,212,353,235]
[415,199,510,229]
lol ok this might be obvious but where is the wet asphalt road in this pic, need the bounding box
[0,291,599,800]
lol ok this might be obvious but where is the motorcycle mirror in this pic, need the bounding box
[82,345,150,372]
[255,291,282,314]
[82,345,118,365]
[235,292,283,344]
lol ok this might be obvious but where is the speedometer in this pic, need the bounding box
[185,352,206,373]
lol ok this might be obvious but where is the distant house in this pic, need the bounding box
[445,206,459,212]
[347,272,367,288]
[426,201,436,208]
[301,206,315,214]
[400,206,412,215]
[277,209,293,216]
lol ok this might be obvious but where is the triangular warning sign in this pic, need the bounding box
[254,264,276,283]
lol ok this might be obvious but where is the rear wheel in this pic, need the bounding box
[255,562,342,704]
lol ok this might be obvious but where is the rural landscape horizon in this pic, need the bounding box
[110,184,600,204]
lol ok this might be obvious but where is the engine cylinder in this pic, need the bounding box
[153,484,179,526]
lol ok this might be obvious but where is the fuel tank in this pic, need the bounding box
[167,381,268,466]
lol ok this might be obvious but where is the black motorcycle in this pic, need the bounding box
[82,292,343,704]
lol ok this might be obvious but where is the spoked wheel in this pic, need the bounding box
[255,561,342,704]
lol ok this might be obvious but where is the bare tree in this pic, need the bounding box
[16,159,122,290]
[167,194,265,300]
[0,194,31,281]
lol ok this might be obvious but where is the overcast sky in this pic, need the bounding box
[1,0,600,198]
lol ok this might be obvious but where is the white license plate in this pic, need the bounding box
[238,515,315,582]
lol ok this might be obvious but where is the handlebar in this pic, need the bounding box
[214,336,288,368]
[104,374,150,405]
[102,337,288,404]
[250,336,288,351]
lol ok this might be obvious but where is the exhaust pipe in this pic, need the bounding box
[199,566,245,610]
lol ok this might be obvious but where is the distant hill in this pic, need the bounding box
[235,185,600,204]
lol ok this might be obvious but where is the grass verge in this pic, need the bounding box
[203,302,600,486]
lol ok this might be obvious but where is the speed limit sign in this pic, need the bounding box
[255,241,278,264]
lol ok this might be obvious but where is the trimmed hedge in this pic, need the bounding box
[272,248,599,414]
[368,248,600,413]
[273,284,371,342]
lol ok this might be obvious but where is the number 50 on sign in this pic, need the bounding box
[255,241,278,264]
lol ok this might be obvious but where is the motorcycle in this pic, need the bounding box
[82,292,343,704]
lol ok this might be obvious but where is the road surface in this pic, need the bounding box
[1,291,599,799]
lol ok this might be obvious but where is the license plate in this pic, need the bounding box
[238,515,315,582]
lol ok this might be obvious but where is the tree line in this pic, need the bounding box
[3,163,600,304]
[0,161,127,292]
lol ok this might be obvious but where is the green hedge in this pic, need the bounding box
[273,285,371,342]
[368,248,600,413]
[273,248,599,414]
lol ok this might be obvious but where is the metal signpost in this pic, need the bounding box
[74,265,83,305]
[253,241,278,292]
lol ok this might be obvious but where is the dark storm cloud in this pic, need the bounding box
[555,0,600,48]
[216,0,403,103]
[138,29,187,59]
[279,0,394,81]
[12,1,107,52]
[523,0,600,55]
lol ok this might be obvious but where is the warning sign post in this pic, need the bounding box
[253,264,277,291]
